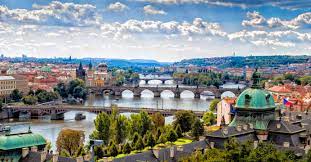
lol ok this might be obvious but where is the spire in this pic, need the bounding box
[251,68,261,89]
[88,60,92,70]
[79,62,83,70]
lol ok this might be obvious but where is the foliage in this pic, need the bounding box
[122,142,132,154]
[167,129,178,143]
[108,142,118,157]
[91,112,111,145]
[140,111,152,135]
[299,75,311,86]
[209,99,220,112]
[112,115,128,144]
[10,89,22,102]
[22,95,38,105]
[56,129,85,157]
[202,112,216,126]
[134,136,144,151]
[157,133,167,144]
[54,82,67,98]
[175,124,183,138]
[36,90,58,103]
[151,112,165,128]
[173,110,196,133]
[173,72,223,87]
[191,119,204,140]
[145,131,156,148]
[54,79,87,100]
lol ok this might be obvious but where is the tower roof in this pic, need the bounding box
[0,133,46,150]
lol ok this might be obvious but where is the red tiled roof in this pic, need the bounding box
[268,86,292,93]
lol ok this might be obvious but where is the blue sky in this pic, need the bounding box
[0,0,310,61]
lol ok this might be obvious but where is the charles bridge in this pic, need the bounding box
[88,85,245,99]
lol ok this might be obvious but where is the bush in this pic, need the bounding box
[175,124,183,138]
[122,142,132,154]
[146,132,156,148]
[134,136,144,151]
[157,133,167,144]
[108,142,118,157]
[167,129,178,143]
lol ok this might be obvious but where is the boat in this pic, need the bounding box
[75,113,86,120]
[0,124,11,133]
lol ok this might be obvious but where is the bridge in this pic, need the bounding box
[88,85,245,98]
[139,76,174,84]
[4,105,206,120]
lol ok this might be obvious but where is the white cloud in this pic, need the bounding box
[242,11,311,30]
[0,1,100,26]
[143,5,167,15]
[107,2,128,12]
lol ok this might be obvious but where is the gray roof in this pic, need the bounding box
[268,120,306,134]
[205,126,255,138]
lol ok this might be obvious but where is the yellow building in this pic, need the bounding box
[86,63,110,87]
[0,76,16,96]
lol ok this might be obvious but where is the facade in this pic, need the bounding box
[216,98,235,126]
[206,71,311,155]
[76,62,86,81]
[86,63,111,87]
[0,76,16,96]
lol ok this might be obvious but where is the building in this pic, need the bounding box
[0,130,46,162]
[86,63,111,87]
[216,97,236,126]
[206,71,310,155]
[76,62,86,81]
[0,76,16,96]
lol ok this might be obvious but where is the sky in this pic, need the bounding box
[0,0,310,62]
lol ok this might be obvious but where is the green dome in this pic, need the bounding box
[235,88,275,110]
[40,66,51,72]
[0,133,46,150]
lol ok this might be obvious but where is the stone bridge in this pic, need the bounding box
[139,76,174,84]
[4,105,206,120]
[88,85,245,98]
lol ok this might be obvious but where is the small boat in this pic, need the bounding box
[0,124,11,132]
[75,113,86,121]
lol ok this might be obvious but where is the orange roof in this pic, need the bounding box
[268,86,292,93]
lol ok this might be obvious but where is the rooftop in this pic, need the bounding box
[0,76,15,81]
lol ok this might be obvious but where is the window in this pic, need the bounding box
[245,94,251,106]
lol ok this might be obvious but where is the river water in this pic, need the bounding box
[2,81,244,150]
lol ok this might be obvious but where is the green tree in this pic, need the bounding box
[56,129,85,157]
[91,112,111,145]
[209,99,220,112]
[54,82,68,98]
[134,136,144,151]
[157,133,167,144]
[108,142,118,157]
[202,112,216,126]
[151,112,165,128]
[22,95,38,105]
[167,129,178,143]
[175,124,183,138]
[122,142,132,154]
[140,111,152,136]
[10,89,22,102]
[145,131,156,148]
[191,119,204,140]
[173,110,196,133]
[299,75,311,86]
[73,86,87,99]
[284,73,295,81]
[113,115,128,144]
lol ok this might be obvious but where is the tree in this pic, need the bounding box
[10,89,22,102]
[91,112,111,145]
[151,112,165,128]
[173,110,196,133]
[56,128,85,157]
[145,131,156,148]
[191,119,204,140]
[202,112,216,126]
[134,136,144,151]
[123,142,132,154]
[209,99,220,112]
[113,115,128,144]
[73,86,87,99]
[175,124,183,138]
[167,129,178,143]
[140,111,152,136]
[157,133,167,144]
[299,75,311,86]
[22,95,38,105]
[54,82,68,98]
[108,142,118,157]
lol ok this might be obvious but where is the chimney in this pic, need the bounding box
[170,146,176,158]
[76,156,83,162]
[296,114,302,120]
[284,116,290,122]
[153,148,160,159]
[276,123,281,129]
[40,151,47,162]
[31,146,38,152]
[52,152,59,162]
[210,142,215,149]
[291,115,295,121]
[243,124,248,130]
[223,128,228,135]
[283,142,290,148]
[254,141,258,149]
[236,125,242,132]
[177,145,183,151]
[301,123,308,128]
[22,148,29,158]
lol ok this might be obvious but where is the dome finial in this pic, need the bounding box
[251,68,261,89]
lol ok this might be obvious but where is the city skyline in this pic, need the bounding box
[0,0,310,61]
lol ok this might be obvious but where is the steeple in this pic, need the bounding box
[79,62,83,70]
[251,68,261,89]
[88,60,93,70]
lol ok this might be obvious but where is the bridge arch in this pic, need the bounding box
[164,80,174,85]
[221,91,236,99]
[200,90,215,99]
[180,90,195,98]
[121,89,134,98]
[141,89,154,98]
[160,90,175,98]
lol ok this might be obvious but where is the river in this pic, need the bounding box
[1,81,245,150]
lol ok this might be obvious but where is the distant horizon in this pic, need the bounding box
[0,1,310,61]
[2,54,310,63]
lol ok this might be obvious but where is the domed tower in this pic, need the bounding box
[97,63,108,73]
[229,69,276,140]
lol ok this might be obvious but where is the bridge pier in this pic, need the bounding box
[114,91,122,96]
[154,91,161,97]
[133,91,141,97]
[162,80,166,84]
[174,92,180,98]
[194,92,201,99]
[51,113,64,120]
